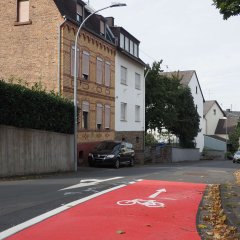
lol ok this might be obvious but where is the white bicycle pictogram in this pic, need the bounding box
[117,199,165,208]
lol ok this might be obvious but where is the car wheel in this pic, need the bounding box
[129,158,134,167]
[233,160,236,163]
[114,159,120,169]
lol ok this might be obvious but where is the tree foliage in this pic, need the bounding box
[213,0,240,20]
[145,61,200,148]
[229,123,240,152]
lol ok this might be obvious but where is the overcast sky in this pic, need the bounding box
[86,0,240,111]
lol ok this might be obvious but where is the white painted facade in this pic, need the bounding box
[187,73,204,152]
[115,51,145,132]
[204,102,225,135]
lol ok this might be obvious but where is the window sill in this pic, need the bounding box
[14,20,32,26]
[120,82,128,86]
[121,120,127,122]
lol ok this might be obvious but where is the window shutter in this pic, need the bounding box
[71,45,79,77]
[18,0,29,22]
[82,101,89,112]
[82,51,90,77]
[105,105,110,129]
[105,62,111,87]
[96,104,103,124]
[96,58,103,84]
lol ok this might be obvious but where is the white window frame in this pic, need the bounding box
[121,66,127,85]
[82,101,89,129]
[135,105,141,122]
[121,102,127,121]
[135,73,141,90]
[100,20,105,36]
[18,0,29,22]
[76,4,83,22]
[82,51,90,80]
[125,37,129,52]
[120,33,124,49]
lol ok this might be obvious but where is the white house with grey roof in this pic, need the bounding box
[106,18,146,152]
[162,70,205,152]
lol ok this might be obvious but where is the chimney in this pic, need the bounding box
[105,17,114,27]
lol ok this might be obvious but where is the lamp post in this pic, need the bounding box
[73,3,126,171]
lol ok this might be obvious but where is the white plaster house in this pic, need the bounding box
[203,100,226,136]
[108,19,145,151]
[162,71,205,152]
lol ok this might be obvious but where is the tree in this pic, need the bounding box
[145,62,200,148]
[229,123,240,152]
[213,0,240,20]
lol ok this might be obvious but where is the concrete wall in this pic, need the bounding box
[0,125,74,177]
[172,148,200,162]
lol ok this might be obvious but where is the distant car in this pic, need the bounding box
[233,151,240,163]
[88,141,135,168]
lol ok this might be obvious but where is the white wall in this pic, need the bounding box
[205,102,225,135]
[115,52,145,132]
[188,73,204,152]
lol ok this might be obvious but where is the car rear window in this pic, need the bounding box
[96,142,120,151]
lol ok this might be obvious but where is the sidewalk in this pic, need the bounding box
[198,170,240,239]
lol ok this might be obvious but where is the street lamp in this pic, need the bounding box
[73,3,127,171]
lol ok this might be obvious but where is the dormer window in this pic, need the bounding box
[100,20,105,36]
[120,33,124,49]
[17,0,29,22]
[134,43,138,57]
[76,4,83,22]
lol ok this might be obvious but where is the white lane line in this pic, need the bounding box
[0,184,126,240]
[148,189,167,199]
[59,177,123,191]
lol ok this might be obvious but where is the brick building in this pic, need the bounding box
[0,0,117,165]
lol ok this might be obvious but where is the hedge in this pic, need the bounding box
[0,80,75,134]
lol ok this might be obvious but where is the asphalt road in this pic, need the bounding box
[0,159,239,233]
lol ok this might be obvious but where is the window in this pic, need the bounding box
[196,86,198,94]
[18,0,29,22]
[135,105,140,122]
[105,62,111,87]
[121,102,127,121]
[105,105,111,129]
[71,45,80,77]
[125,37,129,52]
[96,103,103,130]
[121,66,127,85]
[100,20,105,36]
[76,4,83,22]
[134,43,138,57]
[82,101,89,129]
[130,40,134,55]
[135,73,141,89]
[96,57,103,84]
[213,109,216,115]
[82,51,90,80]
[120,33,124,49]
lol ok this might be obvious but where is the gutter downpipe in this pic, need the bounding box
[58,16,67,94]
[143,69,150,157]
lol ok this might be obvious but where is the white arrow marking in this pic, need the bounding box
[148,188,167,199]
[59,177,123,191]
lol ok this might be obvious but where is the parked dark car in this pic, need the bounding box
[88,141,135,168]
[233,151,240,163]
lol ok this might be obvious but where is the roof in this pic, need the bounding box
[160,70,205,101]
[215,117,239,135]
[204,100,226,117]
[54,0,115,45]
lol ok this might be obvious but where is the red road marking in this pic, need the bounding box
[6,180,206,240]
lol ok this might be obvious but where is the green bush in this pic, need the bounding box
[0,80,75,134]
